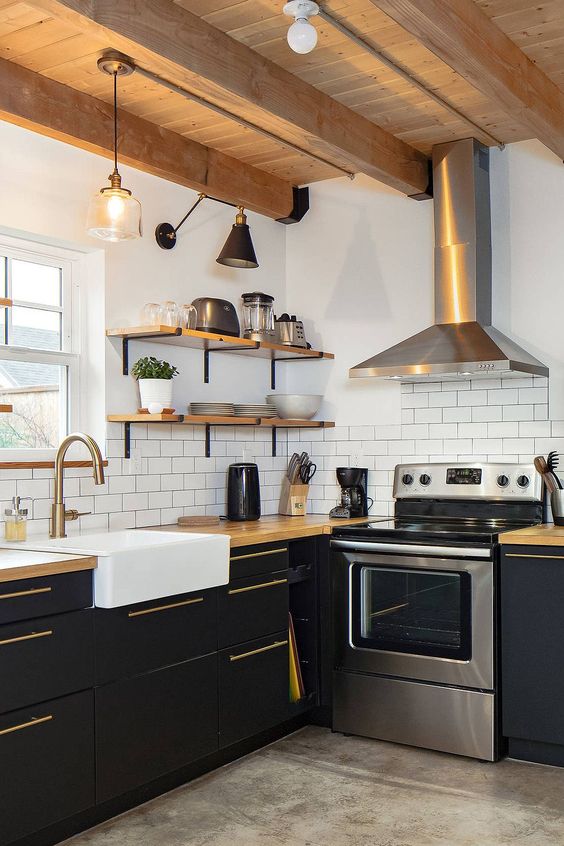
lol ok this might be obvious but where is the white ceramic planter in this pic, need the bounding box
[138,378,173,411]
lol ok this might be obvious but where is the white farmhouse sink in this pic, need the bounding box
[7,530,230,608]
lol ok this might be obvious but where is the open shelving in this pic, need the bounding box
[107,414,335,458]
[106,325,334,389]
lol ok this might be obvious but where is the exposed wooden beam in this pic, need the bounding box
[0,56,295,220]
[370,0,564,160]
[27,0,430,196]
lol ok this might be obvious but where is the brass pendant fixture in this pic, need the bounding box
[86,52,142,242]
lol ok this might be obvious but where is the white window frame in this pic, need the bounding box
[0,235,81,461]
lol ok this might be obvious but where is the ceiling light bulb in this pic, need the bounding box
[283,1,319,54]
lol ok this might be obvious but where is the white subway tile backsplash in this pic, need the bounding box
[94,494,123,514]
[458,423,488,439]
[414,408,443,424]
[429,423,457,439]
[402,393,429,408]
[519,387,548,404]
[488,389,518,405]
[458,391,488,406]
[486,422,519,439]
[443,407,471,423]
[502,405,534,422]
[472,406,502,422]
[428,392,457,408]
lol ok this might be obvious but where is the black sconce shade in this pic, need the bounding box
[216,209,259,269]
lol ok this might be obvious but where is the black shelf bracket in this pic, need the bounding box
[205,424,211,458]
[124,422,131,459]
[272,427,277,457]
[203,342,260,384]
[120,329,182,376]
[270,351,326,391]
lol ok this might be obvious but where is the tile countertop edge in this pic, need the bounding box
[0,552,97,583]
[148,514,377,548]
[499,524,564,546]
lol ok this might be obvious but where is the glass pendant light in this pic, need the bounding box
[216,207,259,269]
[87,54,141,242]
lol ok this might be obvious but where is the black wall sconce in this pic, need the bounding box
[155,193,259,268]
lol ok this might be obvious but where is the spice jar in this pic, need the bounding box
[4,496,30,542]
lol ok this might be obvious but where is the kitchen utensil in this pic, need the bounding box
[180,303,197,330]
[158,301,180,327]
[534,456,559,494]
[548,451,563,489]
[241,292,275,342]
[551,490,564,526]
[191,297,240,337]
[177,515,221,527]
[266,394,322,420]
[288,452,300,483]
[275,313,307,348]
[300,461,317,484]
[141,303,160,325]
[227,462,261,521]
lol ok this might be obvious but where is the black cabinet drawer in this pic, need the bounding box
[0,609,94,714]
[219,631,289,748]
[95,588,217,684]
[218,569,288,648]
[0,571,92,625]
[96,654,218,802]
[229,543,289,580]
[0,690,95,846]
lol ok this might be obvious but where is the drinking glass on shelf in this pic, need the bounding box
[158,301,180,326]
[141,303,160,326]
[180,304,197,330]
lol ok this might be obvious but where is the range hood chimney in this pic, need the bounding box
[350,138,548,381]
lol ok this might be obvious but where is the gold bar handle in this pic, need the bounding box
[506,553,564,560]
[230,639,288,662]
[230,547,288,562]
[128,597,204,618]
[0,586,52,601]
[0,629,53,647]
[0,715,53,737]
[228,577,288,595]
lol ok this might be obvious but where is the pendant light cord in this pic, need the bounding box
[113,70,118,175]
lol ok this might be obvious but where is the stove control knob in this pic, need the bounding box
[419,473,431,487]
[402,473,414,486]
[517,475,530,488]
[497,474,510,488]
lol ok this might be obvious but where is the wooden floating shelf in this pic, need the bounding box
[0,404,13,413]
[0,299,12,309]
[107,414,334,458]
[106,325,334,361]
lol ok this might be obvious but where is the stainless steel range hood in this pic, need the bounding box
[350,138,548,382]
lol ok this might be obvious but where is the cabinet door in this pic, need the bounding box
[0,571,92,625]
[501,549,564,745]
[0,609,94,714]
[219,631,289,748]
[0,690,94,846]
[218,569,288,648]
[96,654,218,802]
[229,544,289,580]
[95,588,217,684]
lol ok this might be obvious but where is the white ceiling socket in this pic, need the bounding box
[283,1,320,54]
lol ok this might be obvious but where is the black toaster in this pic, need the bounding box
[191,297,240,337]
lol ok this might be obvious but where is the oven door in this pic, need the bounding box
[332,541,494,689]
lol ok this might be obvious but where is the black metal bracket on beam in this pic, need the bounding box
[121,329,182,376]
[271,351,326,390]
[408,160,433,201]
[203,342,260,384]
[124,422,131,459]
[276,186,310,224]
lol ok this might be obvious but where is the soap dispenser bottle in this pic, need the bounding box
[4,496,30,541]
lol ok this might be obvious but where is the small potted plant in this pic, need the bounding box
[132,356,179,412]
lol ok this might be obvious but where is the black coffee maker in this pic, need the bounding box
[329,467,371,519]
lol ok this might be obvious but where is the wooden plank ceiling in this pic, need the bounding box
[0,0,563,201]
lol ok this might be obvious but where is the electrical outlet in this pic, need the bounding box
[350,447,365,467]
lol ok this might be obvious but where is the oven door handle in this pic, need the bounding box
[331,539,491,559]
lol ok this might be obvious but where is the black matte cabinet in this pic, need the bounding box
[501,546,564,765]
[0,691,95,846]
[96,653,218,802]
[219,631,289,748]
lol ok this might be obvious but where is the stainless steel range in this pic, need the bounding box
[331,462,543,761]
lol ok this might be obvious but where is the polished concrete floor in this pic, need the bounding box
[67,727,564,846]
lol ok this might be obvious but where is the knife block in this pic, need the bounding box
[279,476,309,516]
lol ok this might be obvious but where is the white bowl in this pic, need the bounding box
[266,394,322,420]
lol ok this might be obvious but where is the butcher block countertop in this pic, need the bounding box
[0,550,96,583]
[151,514,376,548]
[500,524,564,547]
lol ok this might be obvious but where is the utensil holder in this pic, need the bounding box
[551,490,564,526]
[279,477,309,516]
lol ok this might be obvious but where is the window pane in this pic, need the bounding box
[12,259,61,307]
[0,360,66,449]
[11,306,61,350]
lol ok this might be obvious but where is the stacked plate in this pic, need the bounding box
[189,402,235,416]
[234,403,277,418]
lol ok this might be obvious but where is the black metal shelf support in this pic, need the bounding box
[270,351,326,390]
[124,422,131,459]
[203,342,260,384]
[121,329,182,375]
